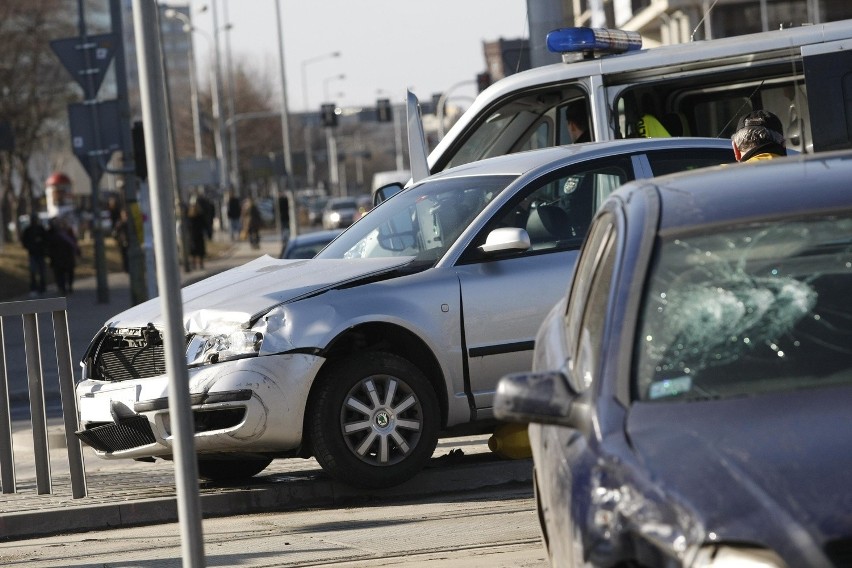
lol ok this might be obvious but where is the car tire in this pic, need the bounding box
[309,352,440,489]
[197,457,272,481]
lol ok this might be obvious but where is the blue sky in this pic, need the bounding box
[188,0,529,112]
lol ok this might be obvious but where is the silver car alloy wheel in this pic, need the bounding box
[339,373,423,467]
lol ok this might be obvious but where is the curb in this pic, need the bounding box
[0,458,533,542]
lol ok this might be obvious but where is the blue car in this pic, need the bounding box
[279,229,343,259]
[496,150,852,567]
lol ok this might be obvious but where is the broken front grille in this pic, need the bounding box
[88,325,184,382]
[75,415,156,453]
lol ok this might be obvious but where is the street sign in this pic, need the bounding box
[50,34,117,100]
[68,100,123,182]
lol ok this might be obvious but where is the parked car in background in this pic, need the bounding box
[321,196,359,230]
[307,196,329,226]
[495,150,852,568]
[353,193,372,222]
[74,138,734,490]
[279,229,343,259]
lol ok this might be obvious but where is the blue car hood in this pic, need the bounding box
[102,255,410,329]
[625,385,852,561]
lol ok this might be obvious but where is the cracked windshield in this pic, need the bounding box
[636,216,852,401]
[318,175,515,262]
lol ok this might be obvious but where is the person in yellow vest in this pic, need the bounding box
[731,110,787,162]
[636,113,672,138]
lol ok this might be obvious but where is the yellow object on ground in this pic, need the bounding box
[488,422,532,460]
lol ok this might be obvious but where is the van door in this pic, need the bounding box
[803,40,852,152]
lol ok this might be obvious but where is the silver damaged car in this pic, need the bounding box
[75,138,734,488]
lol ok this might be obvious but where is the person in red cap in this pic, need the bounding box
[731,110,787,162]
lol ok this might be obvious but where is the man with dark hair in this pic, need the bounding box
[565,102,591,143]
[731,110,787,162]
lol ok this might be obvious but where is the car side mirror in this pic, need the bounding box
[373,182,404,206]
[479,227,531,254]
[494,369,580,427]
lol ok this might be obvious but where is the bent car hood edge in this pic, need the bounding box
[103,256,411,329]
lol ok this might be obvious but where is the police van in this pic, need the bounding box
[410,19,852,181]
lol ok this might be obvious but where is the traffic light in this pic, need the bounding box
[376,98,393,122]
[476,72,492,93]
[431,93,443,116]
[320,103,338,127]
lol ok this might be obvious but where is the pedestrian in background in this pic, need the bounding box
[187,201,207,270]
[227,192,242,242]
[194,190,215,240]
[731,110,787,162]
[46,216,80,295]
[240,197,262,249]
[21,215,47,297]
[111,208,131,273]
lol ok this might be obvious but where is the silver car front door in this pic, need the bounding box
[455,155,637,415]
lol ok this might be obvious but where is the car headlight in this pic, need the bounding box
[186,330,262,365]
[692,544,786,567]
[330,212,341,222]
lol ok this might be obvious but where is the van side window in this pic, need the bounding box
[613,68,812,152]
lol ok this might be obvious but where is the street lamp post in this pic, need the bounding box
[163,9,202,160]
[210,2,230,198]
[323,73,345,102]
[300,51,340,188]
[274,0,296,241]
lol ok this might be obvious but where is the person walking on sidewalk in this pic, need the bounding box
[187,200,207,270]
[21,215,48,297]
[227,192,242,242]
[240,197,262,249]
[46,216,81,295]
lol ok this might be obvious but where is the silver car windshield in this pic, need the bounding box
[318,175,516,262]
[636,215,852,402]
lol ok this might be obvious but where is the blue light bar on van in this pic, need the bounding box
[546,27,642,61]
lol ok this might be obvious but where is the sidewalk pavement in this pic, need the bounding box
[2,230,533,542]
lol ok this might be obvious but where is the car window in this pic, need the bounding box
[441,88,590,171]
[574,224,617,393]
[644,148,736,177]
[462,156,632,261]
[635,214,852,402]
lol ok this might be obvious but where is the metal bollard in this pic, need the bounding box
[0,298,87,498]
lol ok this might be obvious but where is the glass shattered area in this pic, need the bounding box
[635,215,852,401]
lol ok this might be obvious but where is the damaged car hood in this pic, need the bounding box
[626,386,852,553]
[103,255,411,329]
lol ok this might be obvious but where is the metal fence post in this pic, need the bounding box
[0,317,15,493]
[0,297,87,498]
[52,308,87,498]
[22,312,51,495]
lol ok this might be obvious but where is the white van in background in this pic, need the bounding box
[410,20,852,180]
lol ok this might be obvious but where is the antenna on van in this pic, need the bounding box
[714,81,766,138]
[690,0,720,42]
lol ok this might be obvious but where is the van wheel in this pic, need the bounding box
[309,352,440,489]
[197,457,272,481]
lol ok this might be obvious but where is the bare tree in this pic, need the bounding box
[0,0,76,242]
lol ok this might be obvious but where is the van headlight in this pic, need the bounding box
[186,331,263,365]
